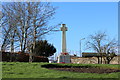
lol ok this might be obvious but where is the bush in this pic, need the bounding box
[33,56,49,62]
[2,52,10,62]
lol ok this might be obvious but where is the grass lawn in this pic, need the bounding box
[2,62,120,78]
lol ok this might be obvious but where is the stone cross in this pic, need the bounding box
[60,24,68,53]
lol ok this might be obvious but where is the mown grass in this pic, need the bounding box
[2,62,120,78]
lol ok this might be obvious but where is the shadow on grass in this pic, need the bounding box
[41,64,93,68]
[59,76,69,79]
[8,72,14,74]
[3,64,14,65]
[6,72,24,75]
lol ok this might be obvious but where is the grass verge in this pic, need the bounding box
[2,62,120,78]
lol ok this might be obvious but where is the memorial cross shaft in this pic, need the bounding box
[60,24,68,53]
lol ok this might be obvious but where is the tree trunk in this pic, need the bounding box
[100,56,102,64]
[97,57,100,64]
[10,31,15,62]
[107,60,110,64]
[29,49,33,62]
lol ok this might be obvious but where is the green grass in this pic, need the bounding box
[2,62,120,78]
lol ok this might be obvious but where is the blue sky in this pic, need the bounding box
[45,2,118,57]
[0,2,118,57]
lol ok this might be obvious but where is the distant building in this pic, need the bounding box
[82,52,106,57]
[70,52,119,64]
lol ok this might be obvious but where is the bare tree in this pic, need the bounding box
[1,2,59,62]
[86,32,117,64]
[1,4,20,61]
[1,6,15,52]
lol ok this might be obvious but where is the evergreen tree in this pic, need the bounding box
[32,40,56,57]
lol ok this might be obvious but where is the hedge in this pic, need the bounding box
[2,52,49,62]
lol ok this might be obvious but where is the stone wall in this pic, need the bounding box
[71,56,119,64]
[110,56,119,64]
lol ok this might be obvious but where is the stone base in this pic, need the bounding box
[57,53,71,63]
